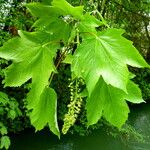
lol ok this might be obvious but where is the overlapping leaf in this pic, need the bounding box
[0,31,60,136]
[78,13,104,33]
[125,80,144,104]
[72,28,149,95]
[86,78,144,128]
[26,0,84,43]
[31,87,60,137]
[0,31,58,87]
[26,3,72,43]
[72,28,149,128]
[51,0,84,19]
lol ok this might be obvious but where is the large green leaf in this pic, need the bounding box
[26,3,61,18]
[125,80,144,103]
[31,87,60,137]
[97,29,149,68]
[86,78,129,128]
[73,27,148,128]
[86,78,105,126]
[0,31,60,136]
[43,19,72,42]
[52,0,84,19]
[26,3,72,42]
[78,13,104,33]
[72,28,149,95]
[86,77,144,128]
[29,0,84,19]
[102,84,129,128]
[0,31,58,88]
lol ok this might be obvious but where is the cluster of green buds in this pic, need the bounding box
[62,78,83,134]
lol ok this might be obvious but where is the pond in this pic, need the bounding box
[10,103,150,150]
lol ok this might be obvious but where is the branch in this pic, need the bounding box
[49,47,68,85]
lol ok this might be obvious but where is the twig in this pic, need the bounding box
[49,47,68,85]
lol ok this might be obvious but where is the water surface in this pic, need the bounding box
[10,103,150,150]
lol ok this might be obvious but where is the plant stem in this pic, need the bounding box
[93,3,110,28]
[101,0,107,16]
[49,47,68,86]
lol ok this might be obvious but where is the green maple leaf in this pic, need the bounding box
[29,0,83,19]
[125,80,144,104]
[72,28,149,94]
[26,0,84,42]
[26,3,72,43]
[41,19,72,42]
[86,79,105,126]
[72,27,148,128]
[26,3,61,18]
[78,13,104,33]
[86,78,144,128]
[51,0,84,19]
[0,31,58,87]
[86,78,129,128]
[0,31,60,136]
[31,87,60,137]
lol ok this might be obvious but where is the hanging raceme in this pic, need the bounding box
[0,0,149,137]
[62,78,84,134]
